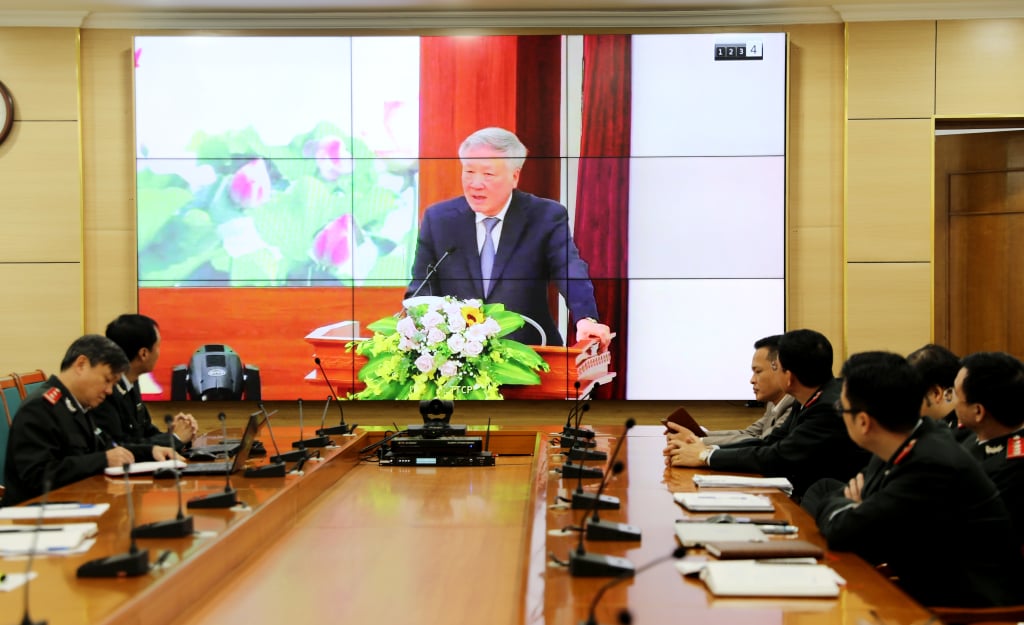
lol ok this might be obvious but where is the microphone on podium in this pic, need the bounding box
[407,245,457,300]
[77,464,150,577]
[584,420,640,541]
[186,413,240,509]
[579,546,688,625]
[313,359,356,435]
[132,415,194,538]
[18,470,53,625]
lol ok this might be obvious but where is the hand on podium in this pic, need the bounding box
[576,318,612,351]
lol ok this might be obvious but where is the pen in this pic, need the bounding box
[0,573,5,582]
[0,527,63,533]
[26,501,80,506]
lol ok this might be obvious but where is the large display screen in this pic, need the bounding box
[133,33,786,401]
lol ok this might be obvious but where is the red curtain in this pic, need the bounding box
[574,35,631,399]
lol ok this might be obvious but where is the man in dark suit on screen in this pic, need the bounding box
[406,127,611,348]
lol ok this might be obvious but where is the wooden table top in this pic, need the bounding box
[0,425,938,625]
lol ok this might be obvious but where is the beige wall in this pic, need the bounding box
[844,18,1024,358]
[0,19,1017,377]
[0,27,84,374]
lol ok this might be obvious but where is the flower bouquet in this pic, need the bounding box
[347,297,550,400]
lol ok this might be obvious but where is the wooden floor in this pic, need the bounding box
[152,399,764,432]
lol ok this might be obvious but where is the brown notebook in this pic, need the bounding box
[704,540,824,560]
[662,406,705,435]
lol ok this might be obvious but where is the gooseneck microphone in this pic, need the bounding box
[186,413,239,509]
[563,381,595,440]
[407,245,457,300]
[314,359,357,435]
[560,404,603,480]
[585,420,640,541]
[260,404,307,463]
[568,459,633,577]
[580,546,688,625]
[20,471,52,625]
[77,464,150,577]
[293,397,330,448]
[132,415,194,538]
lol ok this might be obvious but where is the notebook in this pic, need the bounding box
[674,492,775,512]
[0,522,98,555]
[105,460,187,476]
[674,521,768,547]
[662,406,708,435]
[167,414,263,477]
[704,539,824,560]
[697,561,842,597]
[692,474,794,495]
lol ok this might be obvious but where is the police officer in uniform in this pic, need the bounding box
[91,314,198,451]
[803,352,1024,608]
[2,335,180,506]
[954,351,1024,545]
[906,343,970,442]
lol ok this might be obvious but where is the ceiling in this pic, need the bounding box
[2,0,1022,28]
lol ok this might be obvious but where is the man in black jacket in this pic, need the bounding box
[664,329,869,498]
[803,351,1024,608]
[91,314,198,451]
[953,351,1024,546]
[2,335,181,506]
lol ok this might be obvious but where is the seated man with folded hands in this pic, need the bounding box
[802,351,1024,608]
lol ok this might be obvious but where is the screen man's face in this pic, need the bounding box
[460,145,521,217]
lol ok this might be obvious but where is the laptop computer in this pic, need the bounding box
[159,414,262,477]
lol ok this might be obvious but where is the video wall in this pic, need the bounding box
[134,33,786,401]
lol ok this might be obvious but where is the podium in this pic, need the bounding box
[304,320,615,399]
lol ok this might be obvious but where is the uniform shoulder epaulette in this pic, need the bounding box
[42,386,61,405]
[1007,435,1023,460]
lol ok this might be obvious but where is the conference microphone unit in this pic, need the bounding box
[19,470,53,624]
[567,486,633,577]
[313,358,357,435]
[292,398,331,448]
[585,420,639,541]
[559,409,603,480]
[578,546,688,625]
[187,413,240,509]
[260,404,307,463]
[132,415,195,538]
[562,381,595,440]
[407,244,456,300]
[77,464,150,578]
[566,407,606,461]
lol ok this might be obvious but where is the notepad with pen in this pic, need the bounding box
[674,492,775,512]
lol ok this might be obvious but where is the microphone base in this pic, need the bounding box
[561,435,597,449]
[292,436,331,448]
[567,447,608,462]
[562,426,595,440]
[20,614,47,625]
[571,491,620,510]
[318,423,357,436]
[568,550,635,577]
[271,449,309,463]
[76,548,150,578]
[187,488,239,509]
[131,515,194,538]
[560,462,604,480]
[244,462,287,478]
[586,518,643,542]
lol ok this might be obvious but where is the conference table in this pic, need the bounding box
[0,425,937,625]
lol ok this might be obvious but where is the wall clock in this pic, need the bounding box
[0,80,13,146]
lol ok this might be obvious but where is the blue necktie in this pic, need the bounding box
[480,217,499,296]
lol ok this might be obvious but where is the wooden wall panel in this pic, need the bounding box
[788,225,844,353]
[846,262,932,356]
[847,119,933,262]
[0,264,83,373]
[0,121,82,262]
[846,21,935,120]
[937,19,1024,116]
[0,27,79,121]
[80,29,137,332]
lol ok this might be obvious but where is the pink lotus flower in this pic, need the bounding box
[229,159,271,209]
[312,214,354,267]
[304,137,353,182]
